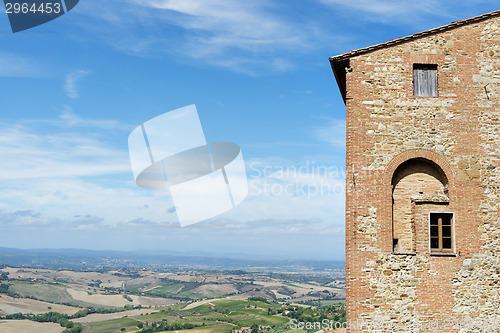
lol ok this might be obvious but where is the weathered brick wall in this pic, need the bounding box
[345,17,499,332]
[392,160,448,253]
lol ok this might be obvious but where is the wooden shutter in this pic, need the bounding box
[413,64,437,97]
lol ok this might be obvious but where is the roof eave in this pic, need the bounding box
[329,57,348,104]
[328,9,500,105]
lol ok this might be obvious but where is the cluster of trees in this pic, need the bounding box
[247,296,268,303]
[305,289,337,300]
[1,304,146,332]
[0,282,19,298]
[209,306,230,314]
[284,303,346,324]
[63,323,83,332]
[0,284,9,294]
[3,311,83,333]
[112,270,141,279]
[0,273,14,296]
[276,286,296,296]
[137,320,201,333]
[71,305,143,319]
[88,279,101,287]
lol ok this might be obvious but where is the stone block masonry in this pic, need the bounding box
[330,10,500,333]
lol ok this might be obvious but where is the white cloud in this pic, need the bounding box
[71,0,339,74]
[0,210,107,229]
[0,123,345,233]
[133,0,300,50]
[64,69,91,99]
[0,53,46,77]
[200,157,347,232]
[0,114,345,257]
[0,124,130,180]
[130,0,313,70]
[57,0,499,75]
[194,216,342,236]
[58,107,133,131]
[317,0,447,22]
[312,118,346,147]
[0,115,179,228]
[316,0,500,27]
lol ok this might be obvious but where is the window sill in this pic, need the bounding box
[430,251,456,257]
[392,252,416,256]
[410,95,439,98]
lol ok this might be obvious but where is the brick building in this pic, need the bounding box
[330,10,500,332]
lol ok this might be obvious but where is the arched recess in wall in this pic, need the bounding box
[391,157,449,253]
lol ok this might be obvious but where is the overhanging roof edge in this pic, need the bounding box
[329,9,500,105]
[329,9,500,62]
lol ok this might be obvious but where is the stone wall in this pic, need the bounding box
[344,15,500,332]
[451,18,500,333]
[392,159,448,253]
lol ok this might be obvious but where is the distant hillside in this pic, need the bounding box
[0,247,344,271]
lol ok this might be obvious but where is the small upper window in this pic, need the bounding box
[430,212,453,253]
[413,64,437,97]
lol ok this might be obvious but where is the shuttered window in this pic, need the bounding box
[413,64,438,97]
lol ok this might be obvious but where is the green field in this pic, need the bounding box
[178,290,208,299]
[0,296,344,333]
[130,280,213,300]
[211,299,272,309]
[229,314,289,326]
[187,303,214,313]
[77,298,308,333]
[82,317,140,333]
[174,323,235,333]
[9,281,124,309]
[229,308,267,315]
[10,281,76,305]
[152,283,184,294]
[3,276,345,333]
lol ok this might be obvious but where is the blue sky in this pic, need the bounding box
[0,1,497,261]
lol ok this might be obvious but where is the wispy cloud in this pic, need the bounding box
[61,0,499,75]
[0,53,46,77]
[23,106,134,131]
[318,0,444,19]
[133,0,303,52]
[0,114,180,229]
[315,0,497,27]
[0,124,130,180]
[0,209,104,228]
[0,129,345,256]
[64,69,91,99]
[312,118,346,147]
[58,107,133,131]
[72,0,340,74]
[0,209,43,226]
[129,0,319,73]
[194,216,341,235]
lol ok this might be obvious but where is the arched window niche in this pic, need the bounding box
[391,158,450,254]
